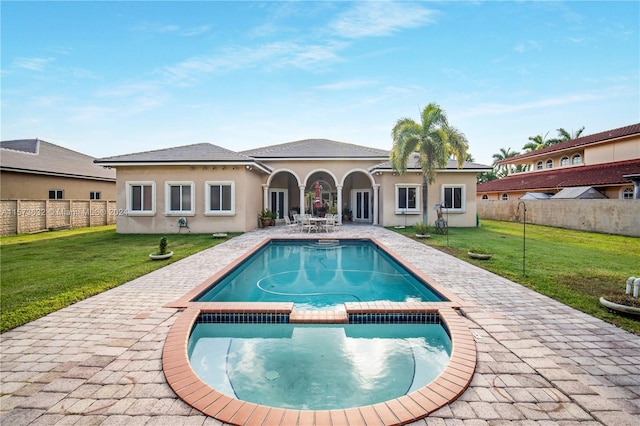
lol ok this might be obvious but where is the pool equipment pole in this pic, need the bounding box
[517,201,526,276]
[634,278,640,298]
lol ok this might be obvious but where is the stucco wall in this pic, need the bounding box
[585,138,640,165]
[1,171,116,200]
[0,199,117,236]
[114,165,263,234]
[378,172,479,228]
[477,199,640,237]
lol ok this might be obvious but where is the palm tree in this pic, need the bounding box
[491,147,520,177]
[556,126,585,142]
[390,102,469,223]
[523,132,550,152]
[524,127,585,151]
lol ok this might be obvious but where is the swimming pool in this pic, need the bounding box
[193,239,448,309]
[189,320,451,410]
[164,237,476,425]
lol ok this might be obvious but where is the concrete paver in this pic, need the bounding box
[1,225,639,425]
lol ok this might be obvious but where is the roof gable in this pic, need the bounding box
[1,139,115,180]
[241,139,389,159]
[95,143,253,164]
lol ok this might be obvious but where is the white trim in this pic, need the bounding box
[394,183,421,214]
[441,184,466,213]
[621,187,634,199]
[95,161,272,174]
[204,181,235,216]
[126,181,156,216]
[165,181,195,216]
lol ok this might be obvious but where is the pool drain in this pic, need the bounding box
[265,370,280,381]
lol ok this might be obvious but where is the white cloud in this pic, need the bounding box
[180,25,212,37]
[159,40,345,85]
[132,21,211,36]
[314,79,377,91]
[329,1,436,39]
[457,92,609,119]
[514,40,541,53]
[132,21,180,33]
[12,57,54,72]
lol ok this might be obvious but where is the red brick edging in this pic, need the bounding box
[162,304,476,426]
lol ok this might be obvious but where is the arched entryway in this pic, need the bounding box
[341,170,379,225]
[304,171,338,217]
[264,170,301,220]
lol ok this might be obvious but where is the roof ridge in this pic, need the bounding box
[241,138,390,157]
[500,122,640,163]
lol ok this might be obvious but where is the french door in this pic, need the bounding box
[351,189,371,222]
[269,189,287,219]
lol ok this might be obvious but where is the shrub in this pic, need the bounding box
[414,222,432,235]
[158,236,168,255]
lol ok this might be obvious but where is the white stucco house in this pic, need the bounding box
[94,139,491,234]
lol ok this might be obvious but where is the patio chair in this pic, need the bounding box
[321,214,335,232]
[284,215,299,232]
[301,214,317,233]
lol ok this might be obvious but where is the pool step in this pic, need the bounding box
[289,310,349,323]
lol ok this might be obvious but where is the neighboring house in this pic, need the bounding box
[94,139,491,234]
[477,123,640,200]
[1,139,116,200]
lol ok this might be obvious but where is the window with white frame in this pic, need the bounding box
[536,161,543,170]
[441,185,465,211]
[622,188,634,199]
[166,181,194,214]
[126,182,155,214]
[560,156,569,166]
[572,154,582,165]
[205,181,234,215]
[481,194,489,200]
[501,193,509,200]
[546,159,553,169]
[49,189,64,199]
[395,184,420,213]
[89,191,101,200]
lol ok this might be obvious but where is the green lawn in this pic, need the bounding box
[2,222,638,335]
[0,226,234,332]
[391,220,640,335]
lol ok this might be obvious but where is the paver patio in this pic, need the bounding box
[1,225,639,425]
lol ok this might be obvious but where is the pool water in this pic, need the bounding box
[188,322,451,410]
[194,240,447,309]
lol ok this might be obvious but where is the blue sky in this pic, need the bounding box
[2,1,638,165]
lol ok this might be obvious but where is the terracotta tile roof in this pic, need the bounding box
[241,139,389,159]
[477,159,640,192]
[95,143,253,164]
[500,122,640,164]
[1,139,115,181]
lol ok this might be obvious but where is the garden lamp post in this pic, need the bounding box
[517,201,527,276]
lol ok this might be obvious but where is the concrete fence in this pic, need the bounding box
[1,199,117,236]
[477,199,640,237]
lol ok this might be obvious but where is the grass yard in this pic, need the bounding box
[392,219,640,335]
[0,226,233,332]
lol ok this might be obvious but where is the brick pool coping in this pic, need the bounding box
[162,303,476,426]
[162,236,476,424]
[165,237,469,310]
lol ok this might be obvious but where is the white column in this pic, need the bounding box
[373,184,380,226]
[336,184,343,224]
[299,185,305,214]
[262,184,269,210]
